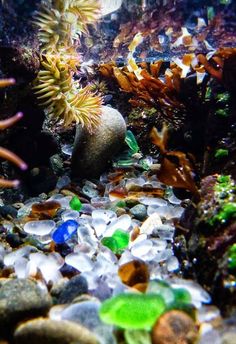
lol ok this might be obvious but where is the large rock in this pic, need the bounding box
[71,106,126,179]
[0,279,52,336]
[14,318,98,344]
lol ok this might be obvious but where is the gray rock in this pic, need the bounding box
[71,106,126,178]
[0,279,52,334]
[58,275,88,304]
[130,204,147,221]
[14,318,98,344]
[61,301,116,344]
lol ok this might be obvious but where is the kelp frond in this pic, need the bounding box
[150,125,199,195]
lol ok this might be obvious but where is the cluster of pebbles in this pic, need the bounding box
[0,160,235,343]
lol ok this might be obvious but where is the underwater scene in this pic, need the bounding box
[0,0,236,343]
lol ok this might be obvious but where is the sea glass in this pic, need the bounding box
[99,293,166,330]
[69,196,82,212]
[52,219,79,244]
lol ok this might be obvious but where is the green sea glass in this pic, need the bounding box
[101,229,129,254]
[124,330,152,344]
[101,237,118,252]
[215,108,229,117]
[69,196,82,211]
[99,293,166,330]
[214,149,228,159]
[146,280,175,304]
[125,130,140,155]
[216,92,230,103]
[112,229,129,250]
[173,288,192,304]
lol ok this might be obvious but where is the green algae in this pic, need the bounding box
[209,175,236,225]
[228,244,236,270]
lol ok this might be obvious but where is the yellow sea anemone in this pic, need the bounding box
[35,0,101,52]
[34,0,102,132]
[34,54,102,132]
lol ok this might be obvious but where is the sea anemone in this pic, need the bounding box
[34,0,103,132]
[34,0,101,52]
[33,53,102,131]
[0,79,27,187]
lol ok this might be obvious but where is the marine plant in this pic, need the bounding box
[0,79,27,187]
[150,124,199,195]
[33,0,103,133]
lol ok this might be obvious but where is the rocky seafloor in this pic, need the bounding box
[0,0,236,343]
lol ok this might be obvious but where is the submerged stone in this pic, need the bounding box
[152,310,198,344]
[52,220,79,244]
[99,293,166,330]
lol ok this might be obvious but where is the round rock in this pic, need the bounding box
[0,279,52,334]
[71,106,126,178]
[14,318,98,344]
[152,310,199,344]
[58,274,88,304]
[130,204,147,221]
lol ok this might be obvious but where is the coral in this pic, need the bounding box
[0,79,27,188]
[34,0,102,133]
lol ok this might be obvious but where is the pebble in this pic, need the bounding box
[0,205,18,218]
[0,279,52,334]
[61,301,116,344]
[14,318,98,344]
[71,105,126,178]
[58,275,88,304]
[152,310,199,344]
[130,204,147,221]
